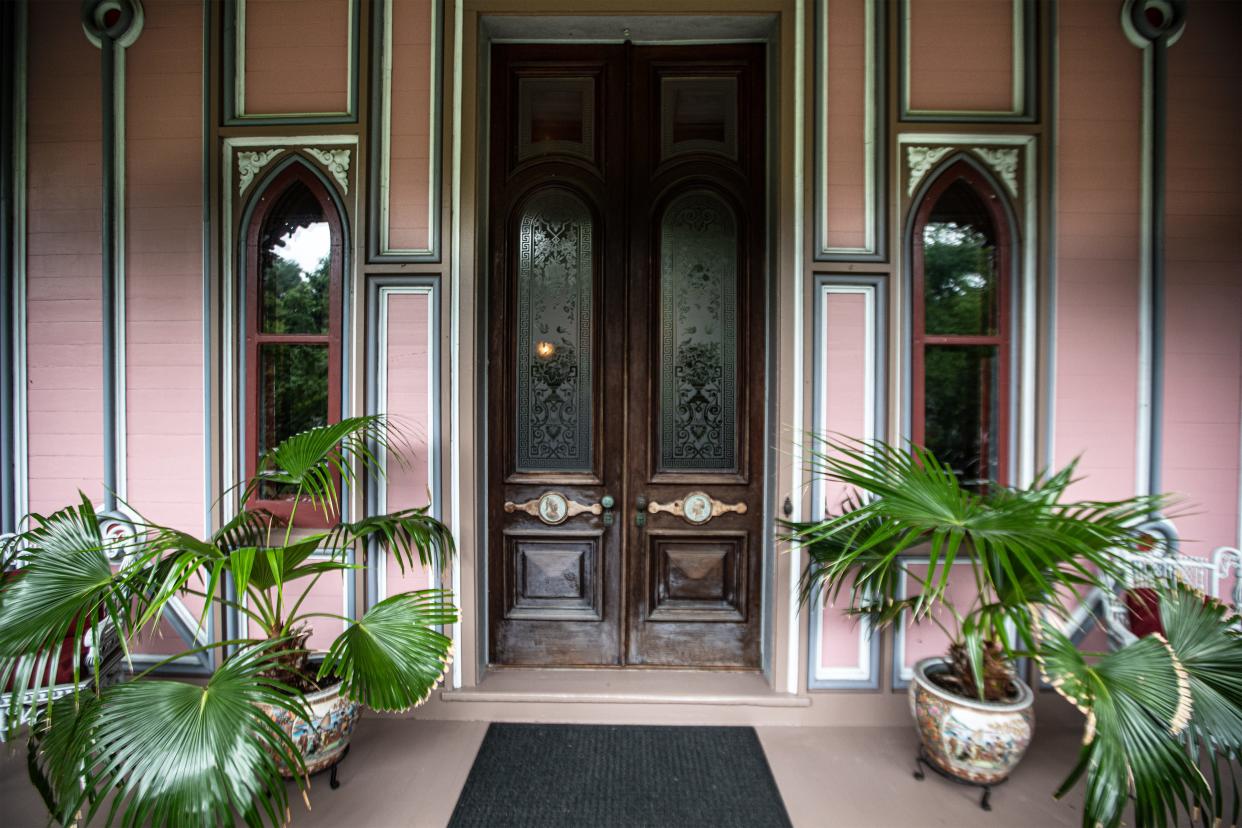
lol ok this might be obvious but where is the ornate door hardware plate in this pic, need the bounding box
[505,492,604,525]
[646,491,748,525]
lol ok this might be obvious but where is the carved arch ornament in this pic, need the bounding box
[906,145,1019,200]
[236,148,353,197]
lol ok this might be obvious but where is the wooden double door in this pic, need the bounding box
[487,43,766,668]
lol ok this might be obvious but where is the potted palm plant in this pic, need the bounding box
[787,436,1242,826]
[0,415,456,827]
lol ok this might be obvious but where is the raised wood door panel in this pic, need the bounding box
[487,44,766,669]
[625,46,767,667]
[487,46,626,666]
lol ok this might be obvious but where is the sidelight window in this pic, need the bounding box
[910,161,1012,488]
[244,163,344,518]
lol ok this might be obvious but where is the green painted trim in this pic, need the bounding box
[11,0,26,527]
[222,0,361,126]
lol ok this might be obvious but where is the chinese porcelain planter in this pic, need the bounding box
[909,657,1035,785]
[256,678,362,777]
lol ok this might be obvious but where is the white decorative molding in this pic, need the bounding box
[972,147,1019,198]
[236,148,282,195]
[906,146,953,196]
[305,147,351,195]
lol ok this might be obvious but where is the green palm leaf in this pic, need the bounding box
[1041,621,1203,828]
[28,642,312,828]
[1160,584,1242,827]
[243,415,392,520]
[319,590,457,712]
[324,507,455,574]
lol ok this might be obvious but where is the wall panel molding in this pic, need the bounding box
[222,0,360,125]
[898,0,1036,123]
[364,276,442,608]
[806,275,887,689]
[368,0,442,262]
[2,0,27,531]
[814,0,885,260]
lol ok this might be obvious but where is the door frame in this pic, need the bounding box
[457,10,790,688]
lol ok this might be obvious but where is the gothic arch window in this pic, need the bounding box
[243,161,344,521]
[910,160,1013,488]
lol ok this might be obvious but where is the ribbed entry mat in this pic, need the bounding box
[447,723,793,828]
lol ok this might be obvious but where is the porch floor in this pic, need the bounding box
[0,717,1086,826]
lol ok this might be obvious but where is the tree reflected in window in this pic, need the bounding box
[912,164,1011,489]
[245,165,343,516]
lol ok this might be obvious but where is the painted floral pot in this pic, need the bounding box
[908,657,1035,785]
[256,679,362,777]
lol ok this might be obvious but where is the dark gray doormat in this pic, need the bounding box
[447,723,793,828]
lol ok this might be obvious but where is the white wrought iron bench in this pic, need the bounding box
[1098,522,1242,648]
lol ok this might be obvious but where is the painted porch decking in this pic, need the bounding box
[0,718,1087,827]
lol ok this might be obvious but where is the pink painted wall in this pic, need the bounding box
[124,0,208,653]
[1160,0,1242,557]
[383,292,434,597]
[25,1,104,516]
[283,569,349,652]
[907,0,1014,114]
[1053,2,1143,501]
[899,563,978,677]
[243,0,350,116]
[821,0,867,250]
[816,293,870,674]
[386,0,435,252]
[125,0,204,534]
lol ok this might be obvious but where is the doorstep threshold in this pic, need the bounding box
[440,668,811,708]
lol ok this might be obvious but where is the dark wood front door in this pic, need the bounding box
[487,43,766,668]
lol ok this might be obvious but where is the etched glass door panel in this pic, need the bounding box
[515,189,595,472]
[658,190,739,472]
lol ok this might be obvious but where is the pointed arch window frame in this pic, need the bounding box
[908,157,1016,487]
[242,161,346,526]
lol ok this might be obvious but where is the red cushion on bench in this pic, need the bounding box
[1124,587,1164,637]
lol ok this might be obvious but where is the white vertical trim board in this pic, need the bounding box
[447,0,464,689]
[1134,47,1154,498]
[785,0,808,695]
[12,0,28,527]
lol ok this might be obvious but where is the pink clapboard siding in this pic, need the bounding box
[242,0,350,116]
[1160,0,1242,557]
[386,0,435,252]
[124,0,208,653]
[898,562,978,678]
[821,0,868,251]
[383,292,435,597]
[815,292,871,677]
[26,0,104,516]
[1053,1,1143,501]
[125,0,205,534]
[906,0,1015,114]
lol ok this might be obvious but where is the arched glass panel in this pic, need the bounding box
[259,181,330,334]
[913,165,1010,488]
[922,180,999,336]
[658,190,738,472]
[515,189,594,472]
[245,166,343,513]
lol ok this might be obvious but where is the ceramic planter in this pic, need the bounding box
[908,657,1034,785]
[256,679,362,777]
